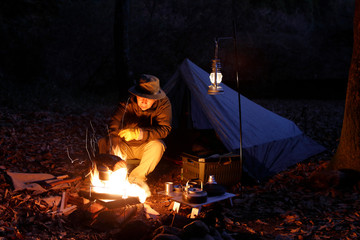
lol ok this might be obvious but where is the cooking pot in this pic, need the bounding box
[204,183,225,196]
[204,175,225,196]
[182,180,207,204]
[97,165,111,181]
[94,154,127,181]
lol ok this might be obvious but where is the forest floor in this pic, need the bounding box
[1,98,359,240]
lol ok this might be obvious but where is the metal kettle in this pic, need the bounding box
[182,179,208,203]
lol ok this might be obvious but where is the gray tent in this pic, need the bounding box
[163,58,326,181]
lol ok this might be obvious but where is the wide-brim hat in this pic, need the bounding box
[128,74,166,100]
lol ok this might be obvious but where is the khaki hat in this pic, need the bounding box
[128,74,166,99]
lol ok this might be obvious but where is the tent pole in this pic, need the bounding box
[233,20,243,187]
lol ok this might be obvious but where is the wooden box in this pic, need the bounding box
[181,152,242,186]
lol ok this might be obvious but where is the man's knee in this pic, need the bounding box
[145,140,165,153]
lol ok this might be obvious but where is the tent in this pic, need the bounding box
[163,58,326,181]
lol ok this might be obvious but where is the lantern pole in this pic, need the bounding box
[233,21,243,186]
[208,21,243,188]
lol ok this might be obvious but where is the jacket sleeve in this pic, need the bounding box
[142,97,172,141]
[109,102,126,136]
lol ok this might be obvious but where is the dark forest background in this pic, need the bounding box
[0,0,355,111]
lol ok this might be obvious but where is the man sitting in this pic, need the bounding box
[98,74,172,184]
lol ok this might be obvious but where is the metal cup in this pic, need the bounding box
[165,182,174,195]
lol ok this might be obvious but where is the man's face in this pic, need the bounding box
[136,96,156,111]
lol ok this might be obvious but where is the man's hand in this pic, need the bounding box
[119,128,141,141]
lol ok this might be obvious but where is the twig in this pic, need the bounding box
[85,128,94,169]
[89,121,96,157]
[106,124,112,152]
[66,147,84,164]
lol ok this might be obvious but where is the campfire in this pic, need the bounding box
[88,146,150,204]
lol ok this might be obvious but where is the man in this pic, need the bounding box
[98,74,172,184]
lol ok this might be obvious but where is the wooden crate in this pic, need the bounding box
[181,152,242,186]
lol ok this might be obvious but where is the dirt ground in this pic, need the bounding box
[2,99,360,239]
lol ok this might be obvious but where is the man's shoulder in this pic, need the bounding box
[158,96,171,108]
[159,96,170,104]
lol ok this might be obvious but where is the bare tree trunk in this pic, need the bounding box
[114,0,131,99]
[329,0,360,171]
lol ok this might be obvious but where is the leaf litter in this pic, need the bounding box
[1,99,360,239]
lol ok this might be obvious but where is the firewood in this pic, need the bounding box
[59,191,68,212]
[86,202,105,215]
[59,205,77,216]
[67,193,89,206]
[114,205,138,225]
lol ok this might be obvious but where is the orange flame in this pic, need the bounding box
[90,146,149,203]
[111,145,126,160]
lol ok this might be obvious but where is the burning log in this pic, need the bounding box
[95,198,140,209]
[78,189,142,208]
[79,189,140,201]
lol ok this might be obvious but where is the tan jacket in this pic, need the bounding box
[109,95,172,146]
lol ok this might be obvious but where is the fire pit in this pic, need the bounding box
[81,153,150,206]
